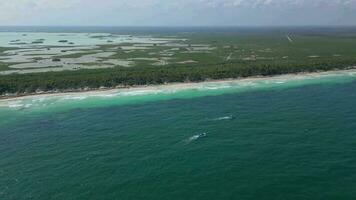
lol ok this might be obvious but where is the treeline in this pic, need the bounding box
[1,59,356,96]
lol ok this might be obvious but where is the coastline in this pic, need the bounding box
[1,68,356,102]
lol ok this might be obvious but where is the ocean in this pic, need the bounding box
[1,71,356,199]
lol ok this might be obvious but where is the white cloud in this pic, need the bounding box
[0,0,83,24]
[0,0,355,25]
[199,0,356,8]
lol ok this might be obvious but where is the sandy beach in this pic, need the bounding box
[1,68,356,104]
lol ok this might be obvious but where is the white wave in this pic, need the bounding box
[8,100,24,108]
[119,90,160,96]
[2,69,356,112]
[95,93,119,98]
[204,85,231,90]
[32,97,46,103]
[196,84,231,91]
[8,102,32,109]
[8,104,24,108]
[237,81,258,87]
[348,72,356,76]
[62,96,87,100]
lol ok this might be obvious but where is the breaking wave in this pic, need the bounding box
[1,69,356,113]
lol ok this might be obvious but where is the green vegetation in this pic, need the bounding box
[1,29,356,96]
[0,62,10,71]
[1,57,355,95]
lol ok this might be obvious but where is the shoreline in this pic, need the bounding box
[1,68,356,102]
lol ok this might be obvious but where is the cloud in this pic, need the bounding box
[0,0,81,21]
[0,0,356,25]
[0,0,81,11]
[199,0,356,8]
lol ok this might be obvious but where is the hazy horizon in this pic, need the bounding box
[1,0,356,27]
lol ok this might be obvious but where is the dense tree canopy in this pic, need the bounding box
[1,58,355,96]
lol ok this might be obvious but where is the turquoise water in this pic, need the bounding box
[1,71,356,199]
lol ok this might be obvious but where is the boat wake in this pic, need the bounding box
[213,115,234,121]
[187,133,207,143]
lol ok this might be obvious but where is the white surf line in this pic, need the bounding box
[286,35,294,43]
[226,52,233,61]
[2,68,356,104]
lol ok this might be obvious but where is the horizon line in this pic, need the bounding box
[1,25,356,28]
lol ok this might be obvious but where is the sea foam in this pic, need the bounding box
[1,69,356,113]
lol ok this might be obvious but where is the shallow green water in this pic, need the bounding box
[1,72,356,199]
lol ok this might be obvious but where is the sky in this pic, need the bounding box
[0,0,356,26]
